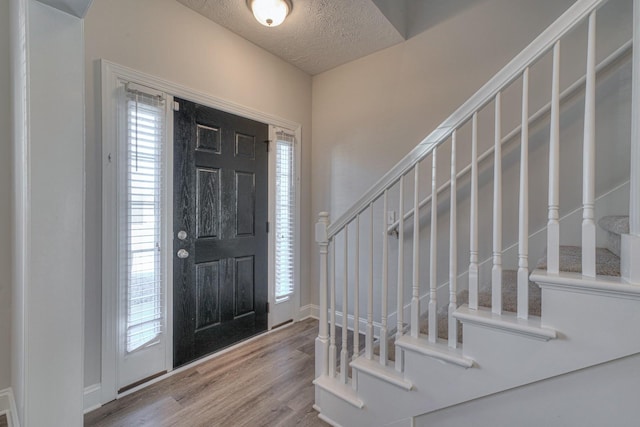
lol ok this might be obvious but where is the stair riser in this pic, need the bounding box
[598,215,629,258]
[315,385,377,427]
[605,231,621,257]
[540,287,640,359]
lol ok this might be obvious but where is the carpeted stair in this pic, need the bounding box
[536,245,621,277]
[415,270,542,344]
[363,218,625,365]
[598,215,629,257]
[375,242,621,362]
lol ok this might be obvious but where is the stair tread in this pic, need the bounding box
[598,215,629,235]
[453,305,556,341]
[537,245,621,277]
[458,271,542,317]
[387,246,619,362]
[530,269,640,299]
[314,375,364,409]
[417,270,541,342]
[396,335,474,368]
[350,356,413,390]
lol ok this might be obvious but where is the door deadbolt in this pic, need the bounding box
[177,230,188,240]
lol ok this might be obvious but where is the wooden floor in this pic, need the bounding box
[85,319,328,427]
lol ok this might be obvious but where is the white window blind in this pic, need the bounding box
[275,131,296,301]
[122,85,165,353]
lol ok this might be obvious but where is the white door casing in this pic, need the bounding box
[101,60,302,403]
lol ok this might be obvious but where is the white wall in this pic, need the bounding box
[310,0,634,314]
[0,0,13,392]
[10,0,86,424]
[10,0,27,418]
[83,0,313,388]
[415,352,640,427]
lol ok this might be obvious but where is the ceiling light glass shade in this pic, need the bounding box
[248,0,292,27]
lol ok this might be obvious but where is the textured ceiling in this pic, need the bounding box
[176,0,406,75]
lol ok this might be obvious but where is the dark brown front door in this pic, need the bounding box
[173,98,268,368]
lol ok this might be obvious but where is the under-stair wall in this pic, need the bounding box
[414,352,640,427]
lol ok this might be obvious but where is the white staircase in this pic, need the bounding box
[313,0,640,425]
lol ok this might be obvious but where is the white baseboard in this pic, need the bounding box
[300,304,320,320]
[334,309,384,339]
[0,387,20,427]
[84,383,102,413]
[301,303,385,339]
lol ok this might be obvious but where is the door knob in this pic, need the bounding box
[177,249,189,259]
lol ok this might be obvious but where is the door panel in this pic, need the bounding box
[195,261,221,330]
[236,171,256,236]
[173,98,268,368]
[235,256,255,316]
[196,168,220,238]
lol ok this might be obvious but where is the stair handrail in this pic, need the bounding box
[326,0,608,239]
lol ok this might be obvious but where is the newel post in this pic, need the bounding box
[315,212,330,378]
[622,0,640,284]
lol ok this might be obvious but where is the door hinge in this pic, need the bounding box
[173,101,180,111]
[266,221,270,233]
[264,140,270,152]
[266,302,270,314]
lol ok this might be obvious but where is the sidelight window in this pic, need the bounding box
[122,84,166,353]
[274,131,296,301]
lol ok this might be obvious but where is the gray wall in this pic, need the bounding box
[83,0,313,388]
[0,0,12,392]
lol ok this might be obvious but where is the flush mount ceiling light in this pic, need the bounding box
[247,0,292,27]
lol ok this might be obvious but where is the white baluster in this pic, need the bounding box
[623,0,640,284]
[366,204,374,359]
[329,240,337,378]
[316,212,330,377]
[582,11,597,278]
[632,0,640,238]
[449,131,458,347]
[518,68,530,319]
[411,164,421,338]
[354,216,360,360]
[469,113,479,310]
[548,41,561,275]
[429,149,438,343]
[396,176,405,372]
[492,94,503,315]
[341,227,349,384]
[380,190,389,366]
[353,216,360,390]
